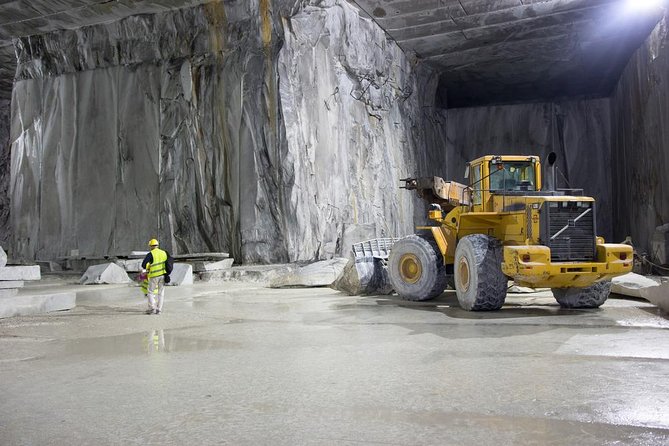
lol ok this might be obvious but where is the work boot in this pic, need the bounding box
[145,309,154,315]
[152,309,158,315]
[156,309,161,315]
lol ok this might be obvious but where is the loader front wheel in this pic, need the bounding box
[551,281,611,308]
[454,235,507,311]
[388,235,447,301]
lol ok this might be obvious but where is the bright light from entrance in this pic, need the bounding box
[625,0,665,12]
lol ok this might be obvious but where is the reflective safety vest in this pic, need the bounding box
[148,248,168,278]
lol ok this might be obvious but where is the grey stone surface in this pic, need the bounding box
[2,282,669,444]
[167,263,193,286]
[198,264,291,284]
[115,259,144,273]
[612,273,669,313]
[268,258,349,288]
[8,0,443,265]
[0,291,75,318]
[0,280,22,289]
[0,288,18,298]
[332,258,394,296]
[611,10,669,256]
[190,259,234,273]
[0,245,6,267]
[353,0,662,107]
[0,99,9,246]
[508,285,539,294]
[36,261,62,273]
[0,265,40,281]
[651,223,669,266]
[79,263,131,285]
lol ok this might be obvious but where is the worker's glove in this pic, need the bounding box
[164,274,171,284]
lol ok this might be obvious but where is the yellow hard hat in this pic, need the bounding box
[148,238,159,247]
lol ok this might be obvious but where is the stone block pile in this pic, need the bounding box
[0,246,76,318]
[0,246,40,297]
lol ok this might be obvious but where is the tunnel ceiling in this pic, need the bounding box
[0,0,663,106]
[351,0,664,107]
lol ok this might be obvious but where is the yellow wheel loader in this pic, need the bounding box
[389,154,632,310]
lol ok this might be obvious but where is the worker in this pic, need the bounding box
[141,238,173,315]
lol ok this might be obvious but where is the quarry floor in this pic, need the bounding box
[1,280,669,445]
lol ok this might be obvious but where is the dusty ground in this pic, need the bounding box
[1,280,669,445]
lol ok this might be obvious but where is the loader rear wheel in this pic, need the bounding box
[388,235,448,301]
[551,281,611,308]
[454,235,507,311]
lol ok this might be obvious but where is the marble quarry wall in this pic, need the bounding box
[6,0,665,264]
[277,1,450,260]
[443,99,614,241]
[7,0,445,263]
[611,11,669,254]
[0,98,9,248]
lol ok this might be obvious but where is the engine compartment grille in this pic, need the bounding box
[541,201,596,262]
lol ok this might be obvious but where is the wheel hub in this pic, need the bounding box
[458,257,470,292]
[399,254,422,284]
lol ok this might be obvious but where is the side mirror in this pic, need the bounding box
[464,165,470,179]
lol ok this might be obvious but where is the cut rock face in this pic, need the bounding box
[0,245,6,267]
[80,263,131,285]
[268,259,349,288]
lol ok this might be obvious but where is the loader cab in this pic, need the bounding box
[466,155,542,212]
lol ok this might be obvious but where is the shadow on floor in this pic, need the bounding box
[371,291,588,320]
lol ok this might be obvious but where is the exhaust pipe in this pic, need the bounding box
[546,152,557,192]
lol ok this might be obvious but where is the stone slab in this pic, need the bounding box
[269,258,349,288]
[115,258,144,272]
[612,273,669,313]
[129,251,149,258]
[190,258,234,273]
[173,252,230,260]
[0,288,18,298]
[508,285,540,294]
[0,245,6,267]
[0,292,76,318]
[0,265,41,281]
[198,265,290,284]
[80,263,131,285]
[167,263,193,286]
[0,280,23,289]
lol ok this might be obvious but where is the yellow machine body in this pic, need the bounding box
[413,155,633,289]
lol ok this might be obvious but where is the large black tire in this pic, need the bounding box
[388,234,448,301]
[551,281,611,308]
[454,235,507,311]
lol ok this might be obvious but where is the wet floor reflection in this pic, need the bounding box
[144,330,166,354]
[57,330,241,359]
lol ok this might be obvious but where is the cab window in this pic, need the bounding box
[488,161,536,192]
[472,164,482,205]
